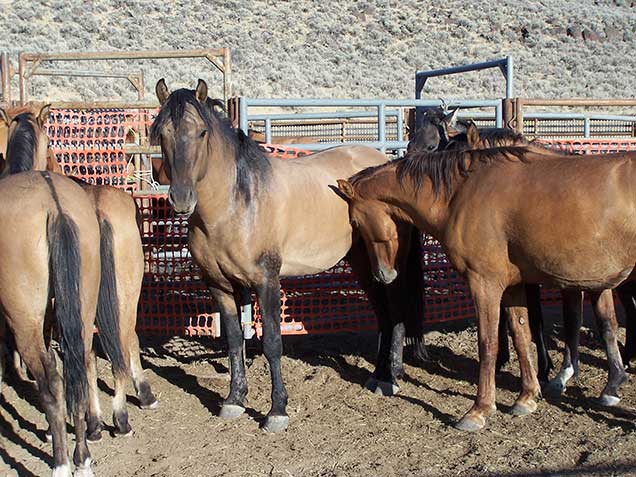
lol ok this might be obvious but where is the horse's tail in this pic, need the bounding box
[403,227,429,364]
[95,218,127,379]
[48,212,88,414]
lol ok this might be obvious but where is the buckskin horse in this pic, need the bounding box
[0,170,101,476]
[0,104,158,440]
[336,143,634,431]
[150,79,426,432]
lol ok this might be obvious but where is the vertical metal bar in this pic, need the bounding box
[223,47,232,103]
[378,103,386,152]
[0,52,11,104]
[213,312,222,338]
[397,107,404,152]
[584,117,590,138]
[495,100,503,128]
[241,304,254,340]
[506,56,514,99]
[239,97,248,134]
[18,54,26,104]
[265,118,272,143]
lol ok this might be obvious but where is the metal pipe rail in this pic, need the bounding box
[18,48,232,104]
[239,98,502,152]
[416,57,514,99]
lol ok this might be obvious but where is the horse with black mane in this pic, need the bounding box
[337,143,634,431]
[150,79,428,431]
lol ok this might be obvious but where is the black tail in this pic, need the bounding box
[49,212,88,414]
[95,219,127,378]
[403,227,429,363]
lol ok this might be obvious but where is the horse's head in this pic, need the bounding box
[0,104,51,175]
[409,107,462,153]
[151,78,219,216]
[337,179,400,284]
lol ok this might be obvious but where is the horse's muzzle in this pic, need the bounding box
[168,186,197,216]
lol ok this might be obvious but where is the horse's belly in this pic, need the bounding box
[280,234,352,277]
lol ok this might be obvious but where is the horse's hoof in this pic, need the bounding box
[113,420,133,437]
[114,428,133,438]
[219,404,245,420]
[543,380,566,397]
[364,376,378,393]
[455,414,486,432]
[73,460,94,477]
[374,381,399,396]
[511,400,537,416]
[262,415,289,433]
[598,394,621,407]
[52,464,72,477]
[141,400,159,410]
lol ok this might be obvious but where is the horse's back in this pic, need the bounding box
[284,145,388,178]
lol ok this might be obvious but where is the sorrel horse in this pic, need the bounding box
[409,109,554,382]
[0,104,158,440]
[150,79,425,432]
[434,119,636,398]
[0,170,100,476]
[337,144,635,431]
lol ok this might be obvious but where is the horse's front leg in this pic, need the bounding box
[545,290,583,396]
[254,256,289,432]
[211,288,248,419]
[456,275,503,432]
[590,289,627,406]
[502,284,541,416]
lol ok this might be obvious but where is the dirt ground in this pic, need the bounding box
[2,309,636,477]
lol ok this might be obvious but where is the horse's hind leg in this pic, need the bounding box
[616,281,636,366]
[591,290,627,406]
[128,332,158,409]
[254,261,289,433]
[348,242,396,395]
[86,351,104,441]
[11,324,71,476]
[526,284,553,382]
[502,285,541,416]
[545,290,583,396]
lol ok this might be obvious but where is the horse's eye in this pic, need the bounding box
[200,129,207,138]
[350,219,359,228]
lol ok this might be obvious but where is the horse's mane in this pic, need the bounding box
[351,146,531,199]
[150,88,271,203]
[6,112,37,174]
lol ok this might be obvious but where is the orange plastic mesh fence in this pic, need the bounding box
[44,108,636,337]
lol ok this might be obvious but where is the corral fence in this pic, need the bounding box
[1,50,635,339]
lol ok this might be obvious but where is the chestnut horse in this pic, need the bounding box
[0,171,101,476]
[150,79,426,432]
[434,119,636,397]
[0,104,158,440]
[409,110,555,382]
[337,144,634,431]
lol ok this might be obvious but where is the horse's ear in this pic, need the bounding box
[0,108,9,126]
[443,107,460,127]
[195,79,208,103]
[36,104,51,127]
[466,122,480,147]
[336,179,356,201]
[156,79,170,105]
[46,149,62,174]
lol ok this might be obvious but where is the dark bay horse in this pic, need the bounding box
[150,79,425,432]
[0,104,158,440]
[0,171,101,476]
[336,145,636,431]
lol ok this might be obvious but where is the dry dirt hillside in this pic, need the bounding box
[0,0,635,102]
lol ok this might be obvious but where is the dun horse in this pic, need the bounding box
[0,171,100,476]
[337,144,635,431]
[0,104,158,440]
[150,79,425,431]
